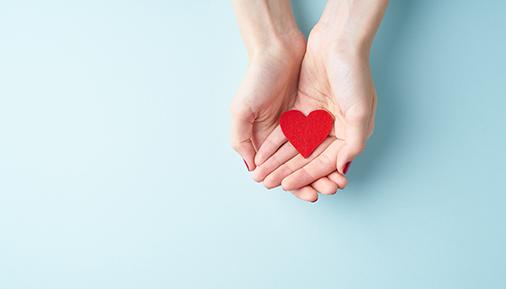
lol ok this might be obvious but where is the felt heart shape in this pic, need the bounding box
[280,110,334,158]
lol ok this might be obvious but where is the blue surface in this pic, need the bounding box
[1,1,505,288]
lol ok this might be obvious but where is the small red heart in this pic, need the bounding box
[280,110,334,158]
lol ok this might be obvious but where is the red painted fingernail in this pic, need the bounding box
[243,159,250,171]
[343,161,352,175]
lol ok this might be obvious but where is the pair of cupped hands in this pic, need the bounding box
[231,24,377,202]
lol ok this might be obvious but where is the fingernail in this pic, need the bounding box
[243,159,250,171]
[343,161,352,175]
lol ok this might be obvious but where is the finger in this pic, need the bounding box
[328,171,348,189]
[230,105,257,171]
[263,137,335,189]
[252,142,298,183]
[336,111,370,175]
[311,177,338,195]
[281,141,345,191]
[289,186,318,203]
[254,125,287,166]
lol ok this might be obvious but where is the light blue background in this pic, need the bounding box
[1,0,505,288]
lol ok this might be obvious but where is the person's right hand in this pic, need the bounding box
[230,0,307,172]
[231,37,305,171]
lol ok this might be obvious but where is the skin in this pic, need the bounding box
[231,0,388,202]
[230,0,305,172]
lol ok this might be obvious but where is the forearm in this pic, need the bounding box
[317,0,388,53]
[232,0,303,58]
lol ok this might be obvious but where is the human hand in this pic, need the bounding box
[230,0,305,171]
[252,0,387,202]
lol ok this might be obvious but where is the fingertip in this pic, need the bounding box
[242,159,250,171]
[343,161,352,175]
[301,190,318,203]
[290,187,318,203]
[336,151,353,175]
[312,177,338,195]
[336,159,351,175]
[281,178,292,191]
[339,177,348,189]
[328,172,348,189]
[336,133,367,174]
[281,178,303,192]
[243,156,256,172]
[251,167,265,183]
[231,140,256,172]
[263,176,280,190]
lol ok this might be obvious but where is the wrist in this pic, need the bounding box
[314,0,388,54]
[233,0,304,60]
[311,24,370,58]
[248,30,306,62]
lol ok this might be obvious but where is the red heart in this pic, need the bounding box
[280,110,334,158]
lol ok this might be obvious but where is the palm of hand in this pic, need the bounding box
[253,30,376,201]
[296,31,375,143]
[231,45,304,171]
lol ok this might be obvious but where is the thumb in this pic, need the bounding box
[336,113,370,175]
[230,104,257,171]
